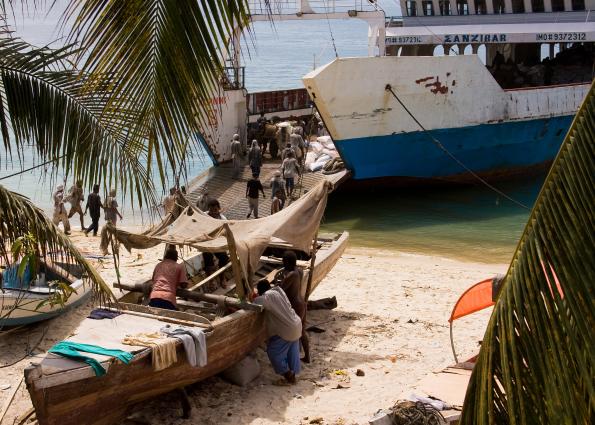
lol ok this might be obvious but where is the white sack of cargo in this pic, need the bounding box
[305,151,318,167]
[308,141,323,154]
[321,148,339,158]
[317,136,335,150]
[308,154,332,172]
[277,121,292,128]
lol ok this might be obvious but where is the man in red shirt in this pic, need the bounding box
[149,247,188,310]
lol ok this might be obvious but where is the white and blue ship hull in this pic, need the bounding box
[303,56,589,182]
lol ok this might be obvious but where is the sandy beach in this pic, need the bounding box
[0,230,507,425]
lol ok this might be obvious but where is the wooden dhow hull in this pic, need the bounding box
[24,232,349,425]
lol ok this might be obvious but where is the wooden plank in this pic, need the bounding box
[105,304,212,328]
[187,262,232,291]
[305,230,319,301]
[223,223,248,300]
[259,256,311,268]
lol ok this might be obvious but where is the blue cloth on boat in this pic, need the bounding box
[2,264,32,289]
[87,308,122,320]
[48,341,133,376]
[266,335,300,376]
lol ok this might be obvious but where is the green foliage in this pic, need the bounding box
[0,1,256,300]
[461,83,595,423]
[11,232,38,279]
[36,281,77,311]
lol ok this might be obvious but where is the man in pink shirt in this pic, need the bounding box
[149,247,188,310]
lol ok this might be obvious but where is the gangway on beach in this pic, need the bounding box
[185,158,349,220]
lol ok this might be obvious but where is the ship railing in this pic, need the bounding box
[221,66,245,91]
[247,88,311,117]
[248,0,382,16]
[392,10,594,27]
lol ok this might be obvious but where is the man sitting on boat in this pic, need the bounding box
[149,246,188,310]
[253,279,302,385]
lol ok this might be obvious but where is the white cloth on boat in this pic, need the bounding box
[122,332,177,371]
[106,181,331,281]
[161,325,207,367]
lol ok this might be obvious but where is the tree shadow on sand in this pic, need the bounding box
[131,307,406,424]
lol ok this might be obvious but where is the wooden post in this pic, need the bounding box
[305,231,318,302]
[223,223,248,300]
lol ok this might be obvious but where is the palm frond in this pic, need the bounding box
[0,184,114,304]
[0,30,157,208]
[461,83,595,423]
[64,0,252,182]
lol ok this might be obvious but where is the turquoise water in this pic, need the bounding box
[320,175,544,263]
[1,2,542,262]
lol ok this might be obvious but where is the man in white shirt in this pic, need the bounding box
[253,280,302,384]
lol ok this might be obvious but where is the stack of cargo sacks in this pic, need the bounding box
[305,136,339,172]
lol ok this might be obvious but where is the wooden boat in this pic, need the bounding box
[1,260,91,328]
[24,231,349,425]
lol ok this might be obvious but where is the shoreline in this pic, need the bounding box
[0,237,507,424]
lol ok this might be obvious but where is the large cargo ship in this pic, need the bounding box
[302,1,594,183]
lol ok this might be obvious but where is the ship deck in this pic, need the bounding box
[185,159,349,220]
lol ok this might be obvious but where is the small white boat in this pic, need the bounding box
[0,261,92,327]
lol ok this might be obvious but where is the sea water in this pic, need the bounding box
[1,2,540,262]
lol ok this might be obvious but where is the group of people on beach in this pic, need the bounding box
[52,182,122,236]
[148,244,309,385]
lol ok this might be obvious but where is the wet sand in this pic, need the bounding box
[0,230,506,424]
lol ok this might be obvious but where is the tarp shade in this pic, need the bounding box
[107,181,332,279]
[449,278,495,323]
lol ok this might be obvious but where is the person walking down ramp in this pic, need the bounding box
[231,134,243,180]
[253,280,302,385]
[246,173,265,219]
[67,180,85,230]
[52,185,71,235]
[281,151,301,200]
[270,171,286,209]
[248,139,263,177]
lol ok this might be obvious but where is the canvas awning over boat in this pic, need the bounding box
[107,181,331,281]
[385,22,595,45]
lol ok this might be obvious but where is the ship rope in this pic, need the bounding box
[321,0,339,58]
[385,84,530,210]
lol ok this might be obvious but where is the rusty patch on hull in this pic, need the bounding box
[416,76,449,95]
[415,76,434,84]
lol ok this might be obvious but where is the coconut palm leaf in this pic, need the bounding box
[0,30,156,207]
[461,83,595,423]
[64,0,252,182]
[0,184,114,304]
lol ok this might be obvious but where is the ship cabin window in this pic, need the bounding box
[406,0,417,16]
[422,0,435,15]
[511,0,525,12]
[474,0,487,14]
[493,0,505,13]
[551,0,565,11]
[457,0,469,14]
[572,0,585,10]
[439,0,452,15]
[531,0,545,12]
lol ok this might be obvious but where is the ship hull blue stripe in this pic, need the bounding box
[334,116,574,180]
